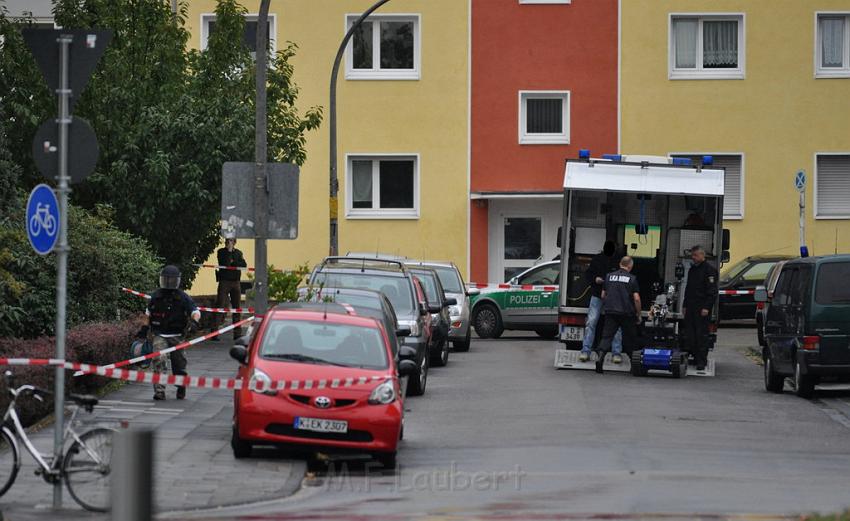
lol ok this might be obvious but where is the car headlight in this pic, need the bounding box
[249,368,277,396]
[368,379,396,405]
[399,320,421,337]
[449,306,461,317]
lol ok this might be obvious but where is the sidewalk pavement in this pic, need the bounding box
[0,336,306,520]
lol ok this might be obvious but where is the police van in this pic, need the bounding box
[556,152,729,364]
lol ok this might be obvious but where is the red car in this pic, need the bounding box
[229,303,416,468]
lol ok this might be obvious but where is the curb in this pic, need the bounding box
[160,460,307,517]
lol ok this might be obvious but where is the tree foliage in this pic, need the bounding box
[1,0,323,285]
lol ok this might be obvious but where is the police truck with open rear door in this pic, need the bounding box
[555,152,730,376]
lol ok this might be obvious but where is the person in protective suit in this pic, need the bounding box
[138,265,200,400]
[682,245,718,371]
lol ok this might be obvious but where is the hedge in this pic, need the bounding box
[0,316,144,427]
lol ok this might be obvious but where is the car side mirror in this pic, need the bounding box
[466,287,480,297]
[722,229,731,251]
[229,345,248,365]
[444,297,457,307]
[398,359,418,377]
[396,327,411,337]
[720,250,731,264]
[428,304,442,314]
[508,277,518,285]
[754,286,768,303]
[556,226,563,248]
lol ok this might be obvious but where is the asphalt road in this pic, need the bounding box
[175,328,850,521]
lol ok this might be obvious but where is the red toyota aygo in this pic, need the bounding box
[229,303,416,468]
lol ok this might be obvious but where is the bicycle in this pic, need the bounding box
[29,203,57,237]
[0,370,115,512]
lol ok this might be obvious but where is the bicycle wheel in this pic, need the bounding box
[0,427,20,497]
[63,427,115,512]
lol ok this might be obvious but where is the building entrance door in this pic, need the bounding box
[502,216,542,281]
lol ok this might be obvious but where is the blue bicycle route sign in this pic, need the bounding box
[26,184,60,255]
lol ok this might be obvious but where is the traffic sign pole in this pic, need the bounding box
[796,170,808,258]
[52,33,72,509]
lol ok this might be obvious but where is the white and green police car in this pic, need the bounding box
[469,261,560,339]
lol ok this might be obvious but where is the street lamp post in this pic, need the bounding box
[328,0,392,256]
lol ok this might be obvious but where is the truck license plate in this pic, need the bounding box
[294,417,348,433]
[561,326,584,342]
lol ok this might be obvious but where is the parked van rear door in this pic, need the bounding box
[812,261,850,365]
[765,267,798,373]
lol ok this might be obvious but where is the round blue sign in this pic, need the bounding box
[26,184,60,255]
[794,170,806,192]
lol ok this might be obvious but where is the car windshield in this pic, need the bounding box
[720,259,751,283]
[313,272,414,315]
[740,262,776,283]
[307,290,381,310]
[414,273,439,303]
[432,266,463,293]
[815,262,850,304]
[260,320,388,369]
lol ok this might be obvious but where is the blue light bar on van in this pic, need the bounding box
[671,157,692,166]
[602,154,622,161]
[579,149,591,159]
[702,155,714,166]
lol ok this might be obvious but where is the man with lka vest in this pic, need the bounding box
[682,245,718,371]
[142,265,200,400]
[579,240,622,363]
[594,256,642,374]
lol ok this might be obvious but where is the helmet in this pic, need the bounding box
[159,265,181,290]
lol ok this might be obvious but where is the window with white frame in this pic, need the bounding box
[671,154,744,219]
[670,15,745,79]
[817,14,850,77]
[347,156,419,218]
[518,91,570,145]
[816,155,850,219]
[346,15,420,80]
[201,14,275,57]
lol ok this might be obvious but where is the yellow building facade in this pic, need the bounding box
[621,0,850,264]
[185,0,470,294]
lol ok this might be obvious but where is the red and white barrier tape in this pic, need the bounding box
[1,358,384,392]
[467,283,559,292]
[194,264,289,274]
[121,288,255,314]
[72,316,255,377]
[718,290,755,295]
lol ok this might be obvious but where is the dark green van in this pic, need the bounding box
[759,255,850,398]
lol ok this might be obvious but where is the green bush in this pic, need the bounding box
[247,264,311,304]
[0,203,161,339]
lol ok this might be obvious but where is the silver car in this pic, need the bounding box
[406,261,476,351]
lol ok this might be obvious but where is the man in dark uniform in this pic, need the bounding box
[682,245,718,371]
[213,235,247,340]
[141,265,200,400]
[595,256,642,374]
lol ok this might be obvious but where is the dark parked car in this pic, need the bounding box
[759,255,850,398]
[719,255,793,320]
[755,260,789,347]
[406,267,456,367]
[309,257,434,396]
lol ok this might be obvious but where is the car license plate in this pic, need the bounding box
[294,417,348,433]
[560,326,584,342]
